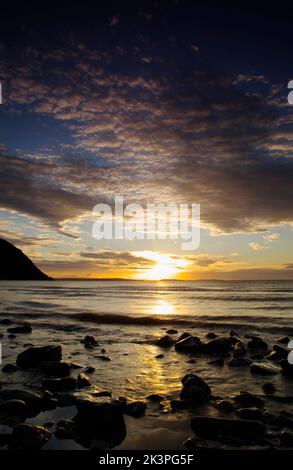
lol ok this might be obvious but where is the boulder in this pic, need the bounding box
[236,407,264,422]
[124,401,147,418]
[42,377,77,392]
[201,337,232,354]
[175,335,202,354]
[247,337,268,350]
[232,391,264,408]
[190,416,265,442]
[278,336,290,344]
[155,335,174,348]
[0,389,42,410]
[180,374,211,404]
[250,362,280,375]
[214,400,235,413]
[77,373,92,388]
[39,361,70,377]
[233,341,246,358]
[17,345,62,369]
[10,424,51,450]
[205,332,217,339]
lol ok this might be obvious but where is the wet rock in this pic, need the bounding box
[278,336,290,344]
[201,337,232,354]
[214,400,235,413]
[2,364,18,373]
[101,348,107,353]
[232,391,264,408]
[229,357,252,367]
[250,362,280,375]
[205,332,217,339]
[8,333,16,339]
[70,363,84,369]
[247,337,268,350]
[155,335,174,348]
[233,342,246,358]
[10,424,52,450]
[0,400,27,416]
[280,431,293,447]
[17,345,62,369]
[125,401,147,418]
[95,355,111,361]
[0,389,42,411]
[77,373,92,388]
[180,373,211,404]
[229,330,238,337]
[186,358,196,363]
[54,420,77,440]
[82,335,98,349]
[262,382,276,395]
[236,408,264,422]
[190,416,265,442]
[267,345,288,361]
[147,394,164,402]
[155,354,164,359]
[269,414,293,429]
[280,360,293,377]
[7,325,32,334]
[170,399,188,411]
[208,357,224,366]
[40,361,70,377]
[84,366,95,373]
[175,335,202,354]
[42,377,77,392]
[92,390,112,398]
[166,329,178,335]
[75,398,126,447]
[177,332,192,341]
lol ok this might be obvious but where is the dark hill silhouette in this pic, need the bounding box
[0,239,52,280]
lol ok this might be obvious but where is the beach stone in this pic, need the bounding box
[201,337,232,354]
[82,335,98,349]
[177,332,192,342]
[214,400,235,413]
[17,344,62,369]
[155,354,164,358]
[180,373,211,404]
[155,335,174,348]
[175,335,202,354]
[166,329,178,335]
[267,345,288,361]
[7,325,32,334]
[2,364,18,373]
[232,391,264,408]
[278,336,290,344]
[75,398,126,446]
[55,420,77,439]
[95,355,111,361]
[205,332,217,339]
[236,407,264,422]
[39,361,70,377]
[247,337,268,350]
[280,431,293,447]
[147,394,164,402]
[84,366,95,373]
[77,373,92,388]
[93,390,112,398]
[233,341,246,358]
[262,382,276,395]
[0,399,27,416]
[250,362,280,375]
[280,360,293,377]
[125,401,147,418]
[208,357,224,366]
[190,416,265,442]
[269,414,293,429]
[229,357,252,367]
[170,399,189,411]
[42,377,77,392]
[10,424,51,450]
[0,389,42,410]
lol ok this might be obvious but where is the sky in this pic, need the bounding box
[0,0,293,280]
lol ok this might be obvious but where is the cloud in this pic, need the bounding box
[249,242,266,251]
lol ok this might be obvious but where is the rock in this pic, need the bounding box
[214,400,235,413]
[269,414,293,429]
[92,390,112,398]
[267,345,288,361]
[229,330,238,337]
[42,377,77,392]
[280,431,293,447]
[40,361,70,377]
[175,335,202,354]
[201,337,232,354]
[247,337,268,350]
[236,408,264,422]
[280,360,293,377]
[7,325,32,334]
[0,319,12,325]
[75,398,126,446]
[16,345,62,369]
[232,391,264,408]
[166,329,178,335]
[229,357,252,367]
[190,416,265,442]
[278,336,290,344]
[95,355,111,361]
[205,332,217,339]
[0,389,42,411]
[84,366,95,373]
[77,373,92,388]
[155,335,174,348]
[250,362,280,375]
[82,335,98,349]
[170,399,188,411]
[10,424,52,450]
[180,373,211,404]
[155,354,164,359]
[262,382,276,395]
[0,400,27,416]
[125,401,147,418]
[208,357,224,366]
[147,394,164,402]
[233,341,246,358]
[2,364,18,373]
[54,420,77,439]
[101,348,106,353]
[8,334,16,339]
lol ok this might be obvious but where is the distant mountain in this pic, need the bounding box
[0,238,52,280]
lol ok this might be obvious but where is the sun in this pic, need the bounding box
[134,251,189,281]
